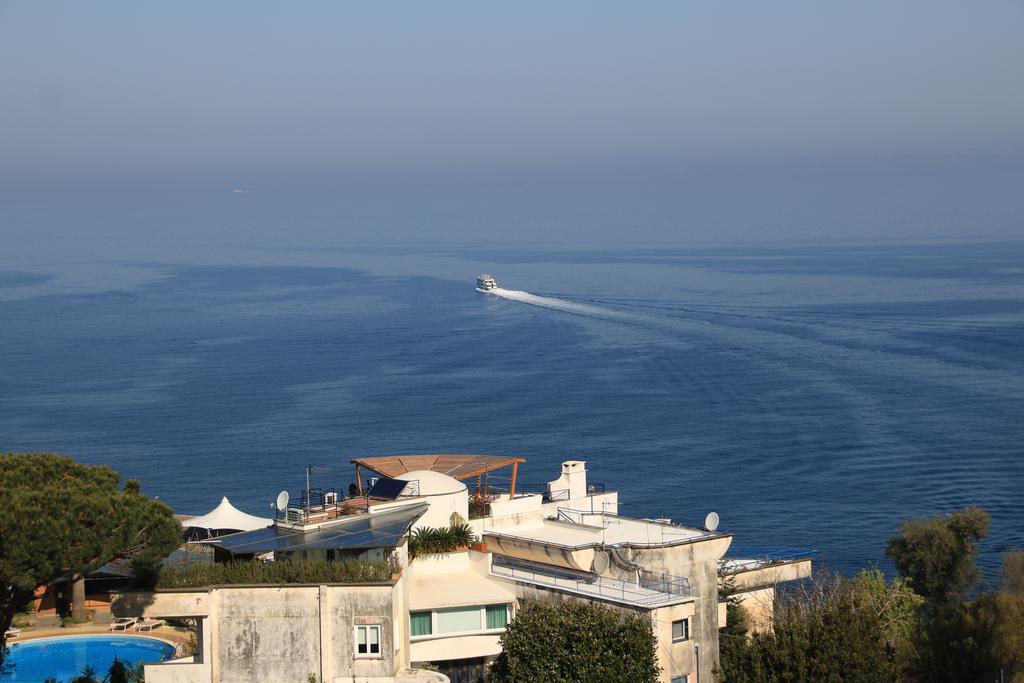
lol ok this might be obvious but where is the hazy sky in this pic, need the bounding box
[1,2,1023,243]
[3,2,1023,181]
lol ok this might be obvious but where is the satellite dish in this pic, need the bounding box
[704,511,720,532]
[275,490,290,511]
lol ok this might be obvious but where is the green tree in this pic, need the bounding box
[886,506,1001,682]
[716,559,751,680]
[716,570,919,683]
[107,656,130,683]
[995,550,1024,681]
[489,599,660,683]
[885,506,989,610]
[0,453,181,664]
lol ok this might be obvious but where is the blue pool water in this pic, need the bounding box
[0,636,176,682]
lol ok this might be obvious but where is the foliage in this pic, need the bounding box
[407,523,477,557]
[489,600,660,683]
[0,453,182,665]
[885,506,989,610]
[717,559,752,677]
[717,570,919,683]
[70,665,99,683]
[107,657,130,683]
[884,506,1006,682]
[910,594,1001,683]
[995,550,1024,681]
[155,558,393,588]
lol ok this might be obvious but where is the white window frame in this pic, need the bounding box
[354,624,382,659]
[409,604,512,641]
[672,617,689,643]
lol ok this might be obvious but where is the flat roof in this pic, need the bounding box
[213,502,428,555]
[351,454,525,481]
[485,514,717,550]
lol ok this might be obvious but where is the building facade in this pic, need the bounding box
[115,456,811,683]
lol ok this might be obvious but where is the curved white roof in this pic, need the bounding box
[183,497,272,533]
[396,469,467,496]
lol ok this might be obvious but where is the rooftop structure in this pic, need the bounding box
[182,496,272,541]
[121,455,812,683]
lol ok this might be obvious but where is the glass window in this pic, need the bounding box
[672,618,689,642]
[436,607,482,634]
[410,611,432,637]
[671,676,690,683]
[485,604,509,629]
[355,625,381,657]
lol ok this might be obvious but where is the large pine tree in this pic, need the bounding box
[0,453,181,665]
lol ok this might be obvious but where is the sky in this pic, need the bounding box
[1,2,1023,243]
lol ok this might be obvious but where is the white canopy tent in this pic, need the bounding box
[183,497,272,540]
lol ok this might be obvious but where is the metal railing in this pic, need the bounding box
[473,480,606,504]
[639,569,691,597]
[273,487,364,524]
[491,556,691,607]
[724,546,816,569]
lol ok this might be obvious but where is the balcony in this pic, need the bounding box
[490,555,691,608]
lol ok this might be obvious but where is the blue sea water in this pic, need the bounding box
[1,235,1023,578]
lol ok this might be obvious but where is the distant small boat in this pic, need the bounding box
[476,274,497,292]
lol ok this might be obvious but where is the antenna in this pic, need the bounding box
[305,464,328,506]
[275,490,290,512]
[704,511,720,532]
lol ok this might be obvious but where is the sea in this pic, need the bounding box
[2,192,1023,580]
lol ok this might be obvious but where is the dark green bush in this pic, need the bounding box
[154,559,392,588]
[490,600,660,683]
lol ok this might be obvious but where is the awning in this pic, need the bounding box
[351,454,525,481]
[182,497,272,534]
[214,502,428,555]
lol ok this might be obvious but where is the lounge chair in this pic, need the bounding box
[4,627,20,639]
[133,619,164,632]
[110,617,137,631]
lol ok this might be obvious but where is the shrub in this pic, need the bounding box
[154,559,393,589]
[490,600,660,683]
[407,523,477,557]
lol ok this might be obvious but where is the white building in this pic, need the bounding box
[116,455,811,683]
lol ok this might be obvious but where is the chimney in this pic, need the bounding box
[548,460,587,501]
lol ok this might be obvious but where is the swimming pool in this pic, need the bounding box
[1,634,177,681]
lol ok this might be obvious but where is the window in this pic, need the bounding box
[410,611,432,637]
[672,618,689,642]
[671,676,690,683]
[437,607,482,634]
[355,624,381,657]
[485,604,509,629]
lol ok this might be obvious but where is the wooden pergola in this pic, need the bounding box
[350,454,526,500]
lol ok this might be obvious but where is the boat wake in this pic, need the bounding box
[488,287,621,320]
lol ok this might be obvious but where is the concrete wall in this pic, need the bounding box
[144,661,212,683]
[410,634,502,663]
[729,559,812,591]
[650,602,697,683]
[613,534,732,682]
[116,583,400,683]
[733,586,776,633]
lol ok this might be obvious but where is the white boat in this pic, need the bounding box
[476,274,497,292]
